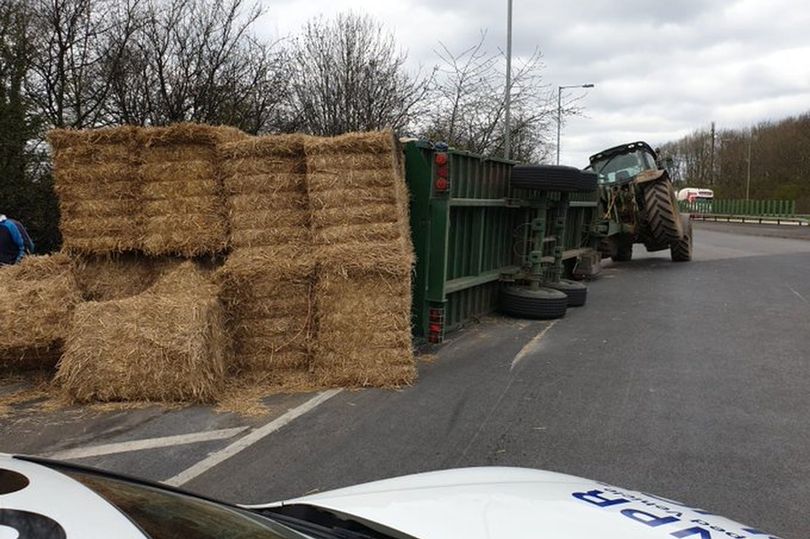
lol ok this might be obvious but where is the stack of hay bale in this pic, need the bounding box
[57,262,226,403]
[26,125,415,407]
[139,124,246,256]
[49,127,141,254]
[217,136,314,378]
[305,131,415,386]
[0,254,82,369]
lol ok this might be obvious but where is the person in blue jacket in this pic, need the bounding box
[0,214,34,265]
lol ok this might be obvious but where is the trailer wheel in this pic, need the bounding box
[499,286,568,319]
[545,279,588,307]
[671,214,693,262]
[510,165,597,193]
[642,180,682,245]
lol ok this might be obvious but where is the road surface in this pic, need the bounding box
[2,223,808,537]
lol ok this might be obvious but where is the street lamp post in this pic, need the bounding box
[556,83,595,165]
[746,129,753,200]
[504,0,513,160]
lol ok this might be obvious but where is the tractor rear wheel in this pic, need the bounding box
[642,180,682,245]
[499,286,568,319]
[671,215,693,262]
[545,279,588,307]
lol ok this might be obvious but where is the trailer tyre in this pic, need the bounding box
[642,180,682,244]
[544,279,588,307]
[671,214,693,262]
[510,165,598,193]
[499,286,568,319]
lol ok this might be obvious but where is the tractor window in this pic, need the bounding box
[591,149,655,183]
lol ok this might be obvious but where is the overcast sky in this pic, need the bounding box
[256,0,810,166]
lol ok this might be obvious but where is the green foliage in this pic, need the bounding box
[660,113,810,213]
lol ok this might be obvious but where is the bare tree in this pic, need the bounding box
[422,33,565,162]
[287,13,432,136]
[104,0,290,133]
[26,0,140,128]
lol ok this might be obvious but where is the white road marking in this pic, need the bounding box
[165,389,343,487]
[46,427,249,460]
[510,320,558,371]
[787,285,808,303]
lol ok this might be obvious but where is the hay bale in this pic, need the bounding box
[0,254,82,369]
[304,130,413,266]
[220,135,310,249]
[139,124,247,256]
[71,254,181,301]
[49,127,141,254]
[215,246,314,373]
[313,266,415,387]
[56,262,226,403]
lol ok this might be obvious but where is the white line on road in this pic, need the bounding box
[165,389,343,487]
[787,285,808,304]
[46,427,249,460]
[510,320,558,371]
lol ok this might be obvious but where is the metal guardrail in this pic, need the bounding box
[679,199,797,217]
[689,213,810,227]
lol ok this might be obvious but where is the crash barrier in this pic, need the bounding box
[679,199,796,217]
[689,213,809,227]
[405,141,598,342]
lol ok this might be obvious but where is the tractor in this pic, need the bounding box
[588,141,692,262]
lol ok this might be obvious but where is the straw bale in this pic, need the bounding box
[0,254,82,369]
[222,135,309,250]
[71,254,181,301]
[50,127,141,255]
[312,269,414,388]
[57,263,226,403]
[216,246,314,373]
[304,130,413,279]
[135,124,240,256]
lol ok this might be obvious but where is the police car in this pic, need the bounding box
[0,454,780,538]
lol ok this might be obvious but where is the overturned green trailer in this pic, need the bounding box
[402,140,601,343]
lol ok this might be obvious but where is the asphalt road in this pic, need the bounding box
[3,224,809,537]
[183,224,808,537]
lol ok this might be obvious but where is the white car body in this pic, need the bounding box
[0,454,778,539]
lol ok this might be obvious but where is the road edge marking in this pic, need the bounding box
[45,427,249,460]
[164,388,343,487]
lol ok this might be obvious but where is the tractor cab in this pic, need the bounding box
[588,141,658,186]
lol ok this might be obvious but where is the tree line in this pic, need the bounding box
[659,113,810,212]
[1,0,577,252]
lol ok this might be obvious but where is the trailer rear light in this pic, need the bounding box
[434,152,450,194]
[428,306,445,344]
